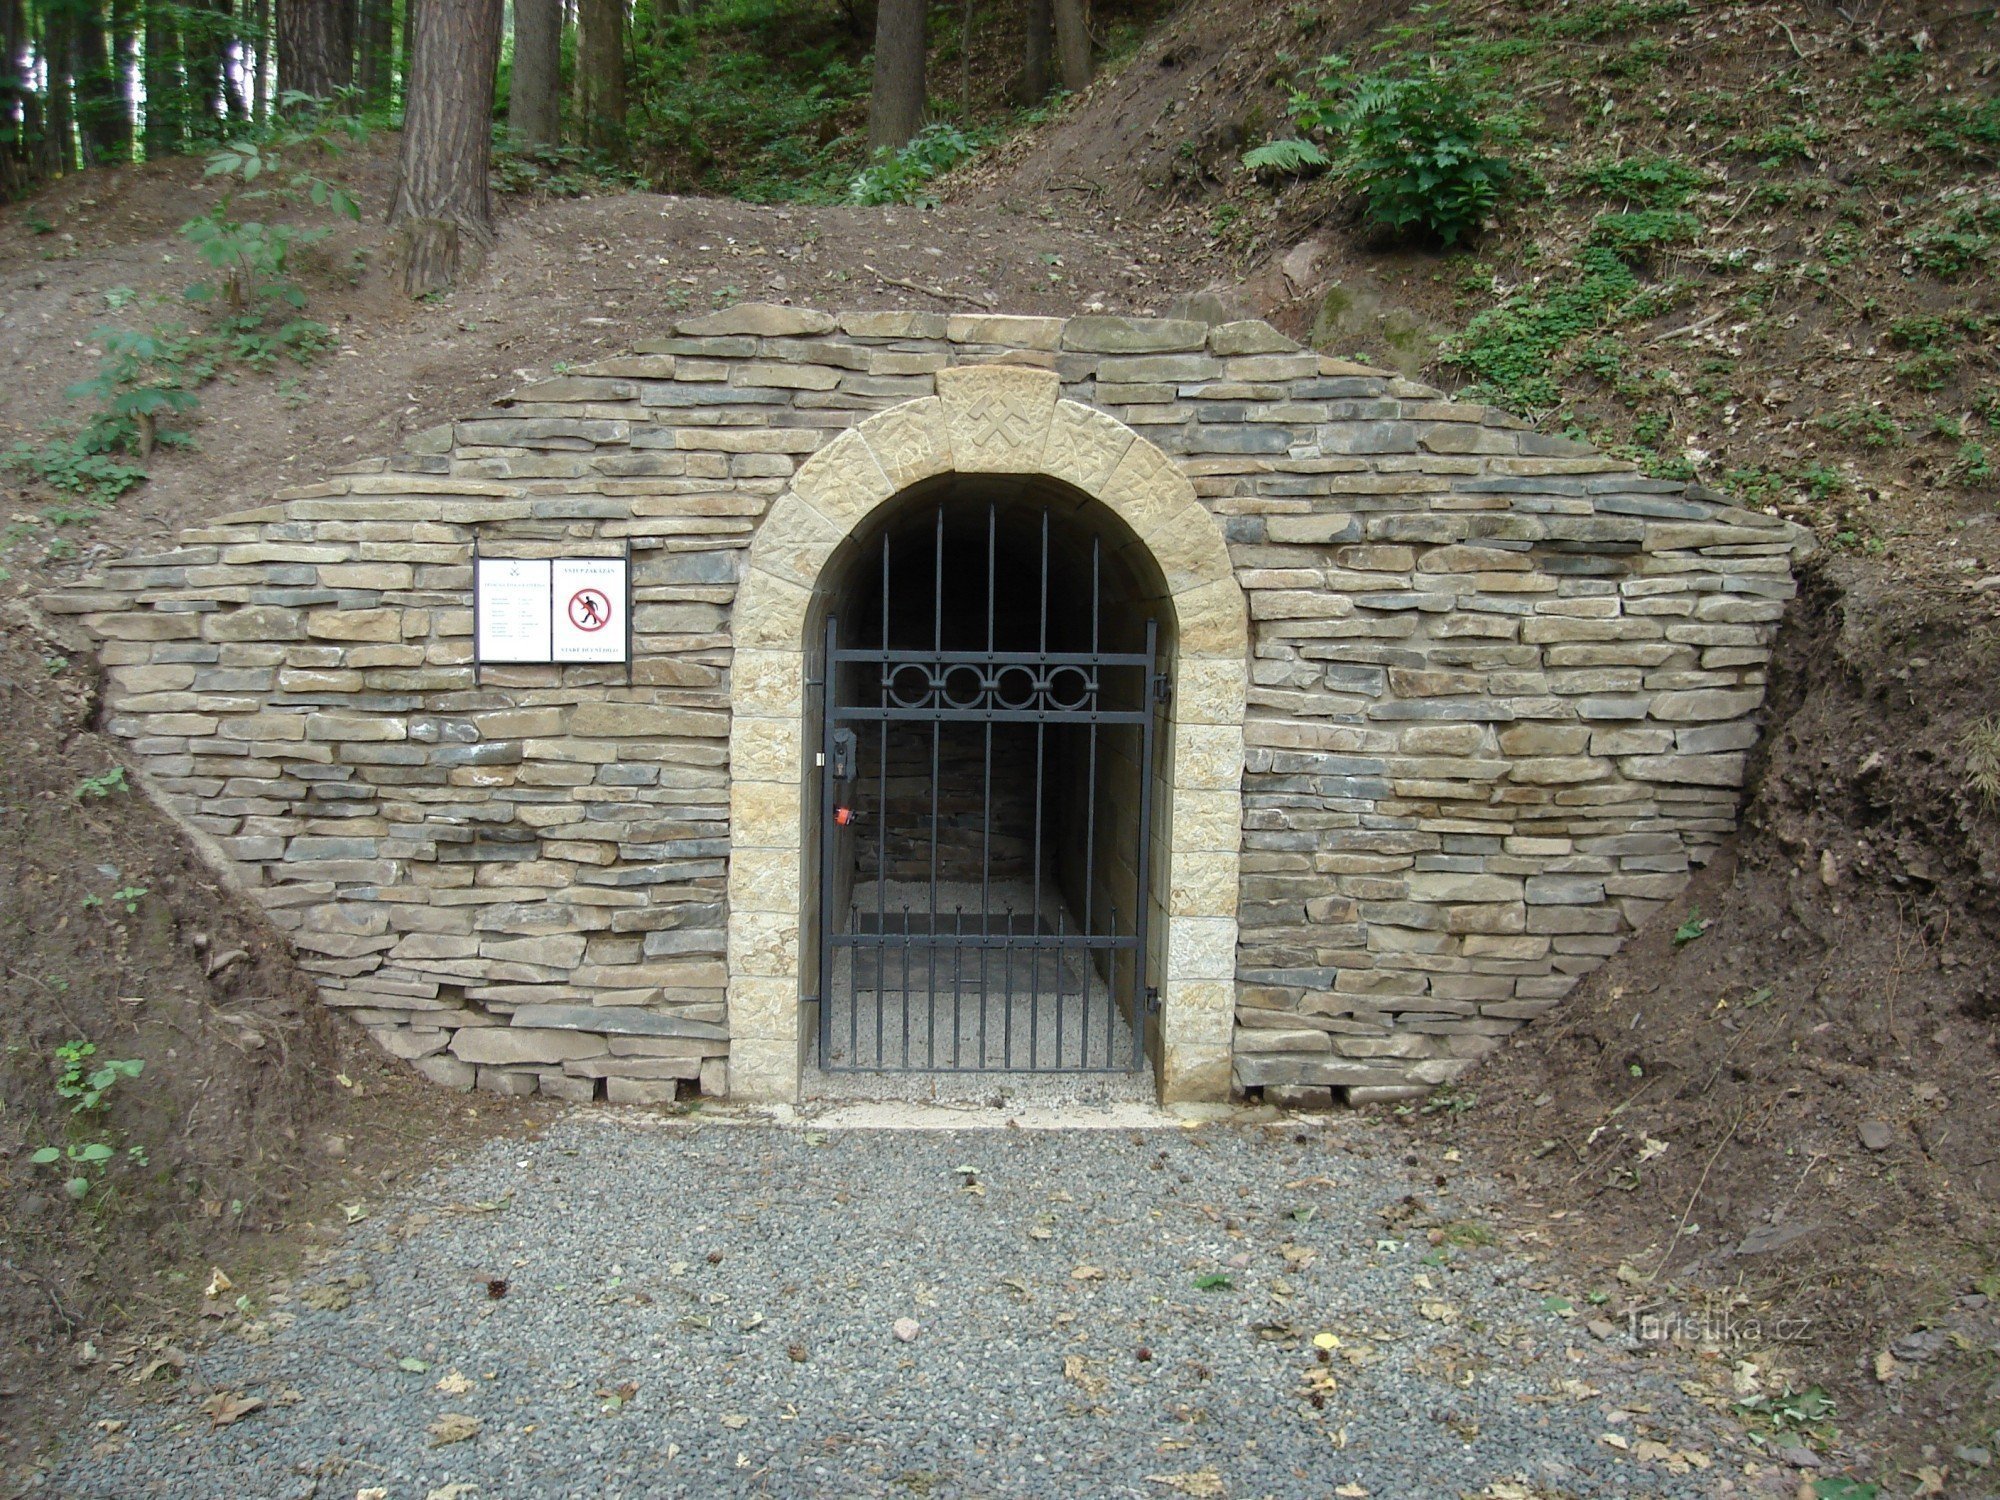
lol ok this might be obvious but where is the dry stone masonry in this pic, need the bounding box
[47,304,1812,1107]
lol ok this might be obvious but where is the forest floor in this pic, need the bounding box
[3,0,1999,1493]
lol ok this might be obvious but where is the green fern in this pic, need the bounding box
[1242,138,1330,175]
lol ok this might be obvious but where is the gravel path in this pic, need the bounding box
[50,1110,1737,1499]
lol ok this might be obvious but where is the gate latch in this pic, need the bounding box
[829,727,858,782]
[1153,674,1173,705]
[1144,985,1161,1014]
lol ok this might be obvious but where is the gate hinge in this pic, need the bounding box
[1152,673,1173,704]
[1144,985,1161,1014]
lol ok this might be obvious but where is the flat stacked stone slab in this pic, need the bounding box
[43,305,1812,1105]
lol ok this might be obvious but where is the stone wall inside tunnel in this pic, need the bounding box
[44,304,1814,1107]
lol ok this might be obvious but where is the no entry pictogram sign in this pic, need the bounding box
[568,587,612,632]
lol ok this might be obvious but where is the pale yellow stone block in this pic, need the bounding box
[725,1033,799,1102]
[730,714,801,783]
[728,908,801,979]
[728,845,804,913]
[1161,979,1234,1046]
[731,650,804,719]
[935,364,1058,473]
[751,494,841,590]
[1098,436,1196,543]
[726,974,799,1037]
[857,398,951,492]
[791,427,895,532]
[1161,1043,1233,1104]
[1174,577,1251,659]
[1172,788,1244,853]
[1168,851,1241,919]
[1143,503,1235,595]
[731,567,811,651]
[1043,400,1137,496]
[1175,655,1248,727]
[1167,916,1238,982]
[1173,723,1245,792]
[732,778,802,849]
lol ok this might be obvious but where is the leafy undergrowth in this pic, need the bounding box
[969,0,1998,574]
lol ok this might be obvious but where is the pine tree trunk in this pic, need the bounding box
[1053,0,1087,94]
[866,0,924,153]
[73,0,129,163]
[574,0,624,153]
[183,0,233,126]
[40,0,75,176]
[507,0,560,145]
[1,0,34,193]
[355,0,394,106]
[277,0,354,102]
[1020,0,1049,103]
[142,0,183,156]
[388,0,501,296]
[250,0,270,118]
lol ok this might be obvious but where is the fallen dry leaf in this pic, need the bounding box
[435,1369,475,1395]
[1071,1264,1106,1281]
[200,1391,262,1428]
[427,1412,481,1446]
[203,1269,233,1299]
[1147,1469,1225,1497]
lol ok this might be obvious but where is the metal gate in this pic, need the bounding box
[815,503,1160,1074]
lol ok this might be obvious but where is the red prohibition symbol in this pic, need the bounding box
[567,588,612,632]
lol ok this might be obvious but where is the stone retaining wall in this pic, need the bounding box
[46,304,1812,1106]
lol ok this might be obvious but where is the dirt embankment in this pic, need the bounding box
[1411,557,2000,1482]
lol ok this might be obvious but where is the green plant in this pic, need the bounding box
[1245,52,1516,245]
[30,1142,117,1200]
[1574,155,1708,210]
[1965,717,2000,811]
[1950,442,1997,490]
[110,884,149,914]
[848,122,984,207]
[1673,908,1711,945]
[1813,407,1901,451]
[1447,248,1641,409]
[3,432,148,505]
[1587,209,1699,261]
[74,766,130,799]
[53,1039,145,1113]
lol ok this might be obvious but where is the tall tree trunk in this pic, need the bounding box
[39,0,75,175]
[507,0,558,145]
[573,0,623,153]
[73,0,127,163]
[388,0,500,295]
[142,0,182,156]
[354,0,393,105]
[866,0,923,153]
[277,0,352,102]
[1019,0,1047,103]
[251,0,270,117]
[1053,0,1087,94]
[1,0,35,193]
[182,0,232,129]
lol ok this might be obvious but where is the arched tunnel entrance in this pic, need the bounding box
[806,476,1174,1076]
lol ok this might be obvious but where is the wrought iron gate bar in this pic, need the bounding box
[816,499,1158,1076]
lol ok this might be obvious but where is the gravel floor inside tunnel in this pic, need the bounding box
[51,1112,1739,1499]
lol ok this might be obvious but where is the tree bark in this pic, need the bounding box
[142,0,182,156]
[1020,0,1049,103]
[73,0,131,163]
[1053,0,1088,94]
[251,0,270,118]
[39,0,75,176]
[388,0,501,296]
[355,0,395,107]
[277,0,353,103]
[573,0,625,153]
[0,0,28,195]
[507,0,560,145]
[182,0,233,127]
[866,0,924,153]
